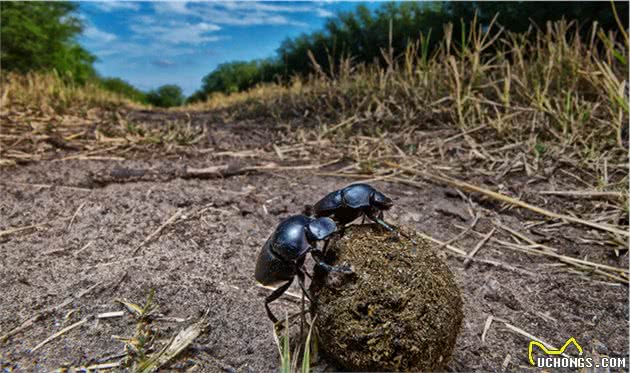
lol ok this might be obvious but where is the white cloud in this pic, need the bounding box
[130,17,221,45]
[152,1,192,15]
[316,8,335,18]
[79,0,338,94]
[83,25,117,43]
[92,1,140,12]
[94,41,196,59]
[159,2,332,27]
[153,59,176,67]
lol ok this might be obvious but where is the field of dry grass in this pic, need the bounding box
[1,18,628,372]
[186,20,628,197]
[185,19,629,230]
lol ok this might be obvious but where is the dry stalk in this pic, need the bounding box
[386,162,628,238]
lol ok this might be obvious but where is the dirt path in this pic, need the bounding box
[1,111,627,372]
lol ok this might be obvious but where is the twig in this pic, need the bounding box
[97,311,125,319]
[272,144,284,160]
[185,159,343,179]
[73,241,93,257]
[494,238,628,275]
[538,190,624,200]
[464,228,496,268]
[502,354,512,371]
[319,115,358,137]
[72,362,121,371]
[0,182,92,192]
[350,170,401,185]
[91,256,144,269]
[385,162,629,237]
[31,317,89,352]
[415,232,466,256]
[0,217,71,238]
[460,226,629,283]
[443,123,488,143]
[0,282,101,343]
[439,214,480,250]
[481,315,494,343]
[134,313,208,372]
[53,155,125,162]
[494,222,557,252]
[465,257,537,276]
[0,299,71,343]
[67,202,87,231]
[132,209,183,255]
[502,322,571,359]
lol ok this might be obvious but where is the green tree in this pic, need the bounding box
[0,1,96,82]
[186,90,208,104]
[193,1,628,95]
[200,59,280,95]
[146,85,184,108]
[99,77,147,103]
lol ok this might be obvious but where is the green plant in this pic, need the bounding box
[147,85,185,108]
[275,315,317,373]
[1,2,96,82]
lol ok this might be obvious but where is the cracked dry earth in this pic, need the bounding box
[0,111,628,372]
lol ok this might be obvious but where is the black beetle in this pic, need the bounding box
[313,183,396,232]
[255,214,350,323]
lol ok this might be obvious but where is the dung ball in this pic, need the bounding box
[311,224,463,372]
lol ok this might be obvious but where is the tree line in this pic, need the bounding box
[0,2,184,107]
[2,2,627,106]
[188,1,628,102]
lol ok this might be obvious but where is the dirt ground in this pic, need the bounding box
[0,110,628,372]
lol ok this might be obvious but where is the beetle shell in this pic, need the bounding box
[272,215,312,260]
[314,184,387,225]
[341,183,374,209]
[255,236,302,286]
[254,215,334,286]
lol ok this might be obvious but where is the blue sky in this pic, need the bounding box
[78,1,381,95]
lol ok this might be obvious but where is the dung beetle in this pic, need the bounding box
[255,214,351,324]
[313,183,417,244]
[313,183,396,232]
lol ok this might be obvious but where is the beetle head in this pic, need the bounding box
[370,191,393,210]
[305,217,337,241]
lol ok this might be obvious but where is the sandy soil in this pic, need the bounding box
[0,110,627,372]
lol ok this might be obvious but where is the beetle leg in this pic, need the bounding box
[369,214,396,233]
[297,269,306,344]
[301,268,313,279]
[296,268,314,303]
[265,278,293,324]
[369,214,418,245]
[322,239,330,253]
[311,249,353,274]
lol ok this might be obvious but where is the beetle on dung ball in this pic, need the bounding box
[254,214,351,324]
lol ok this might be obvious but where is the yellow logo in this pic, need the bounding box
[528,337,583,366]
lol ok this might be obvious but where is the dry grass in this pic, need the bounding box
[185,18,628,209]
[184,18,629,285]
[187,19,627,174]
[1,18,627,282]
[1,71,132,114]
[113,290,208,373]
[0,71,205,167]
[0,18,627,370]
